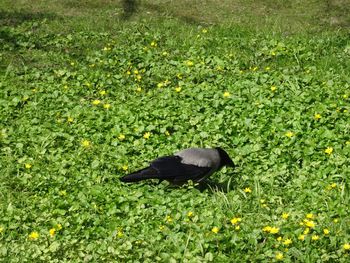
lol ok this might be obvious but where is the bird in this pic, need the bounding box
[120,147,234,184]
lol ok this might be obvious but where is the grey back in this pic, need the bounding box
[175,148,220,168]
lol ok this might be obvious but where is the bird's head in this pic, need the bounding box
[216,147,235,168]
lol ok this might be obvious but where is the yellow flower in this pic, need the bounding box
[265,66,270,71]
[126,70,131,75]
[165,130,170,136]
[143,132,151,139]
[263,226,272,232]
[235,225,240,230]
[59,190,67,196]
[263,226,279,234]
[99,90,107,95]
[67,117,74,123]
[81,140,91,147]
[25,163,32,169]
[136,75,142,81]
[162,51,168,56]
[118,134,125,140]
[283,238,292,246]
[103,103,111,109]
[311,235,320,241]
[330,183,337,189]
[56,224,62,230]
[343,243,350,250]
[230,217,242,225]
[211,227,219,234]
[49,228,56,237]
[150,41,157,47]
[28,231,39,240]
[159,225,165,231]
[275,252,284,261]
[157,82,164,88]
[270,227,280,234]
[187,211,194,217]
[306,213,314,219]
[271,51,276,56]
[116,229,123,237]
[323,228,330,235]
[243,187,252,193]
[333,218,339,223]
[304,220,315,228]
[271,86,277,92]
[122,165,128,171]
[202,29,208,33]
[285,131,294,138]
[186,61,194,67]
[136,87,142,92]
[324,147,333,154]
[303,228,310,235]
[282,213,289,220]
[133,70,139,75]
[277,236,282,241]
[314,113,321,120]
[298,234,305,241]
[223,91,231,98]
[165,215,172,223]
[175,87,182,92]
[92,99,101,105]
[252,66,258,71]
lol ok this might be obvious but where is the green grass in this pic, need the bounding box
[1,1,350,262]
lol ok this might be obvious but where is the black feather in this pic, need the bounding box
[120,155,211,183]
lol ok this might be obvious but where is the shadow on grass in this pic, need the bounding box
[159,179,235,193]
[324,0,350,27]
[126,178,236,193]
[0,10,58,26]
[121,0,139,20]
[195,179,234,193]
[0,10,59,50]
[142,2,204,25]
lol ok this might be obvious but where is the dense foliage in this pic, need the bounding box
[1,14,350,262]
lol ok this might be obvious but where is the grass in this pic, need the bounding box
[1,0,350,262]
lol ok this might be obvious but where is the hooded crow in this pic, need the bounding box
[120,147,234,184]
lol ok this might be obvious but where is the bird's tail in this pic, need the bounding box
[120,167,158,183]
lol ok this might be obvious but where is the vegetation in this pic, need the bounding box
[1,0,349,262]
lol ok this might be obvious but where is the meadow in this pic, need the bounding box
[0,0,350,262]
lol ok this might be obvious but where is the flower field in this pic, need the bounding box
[0,1,350,262]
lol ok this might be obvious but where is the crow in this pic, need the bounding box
[120,147,234,184]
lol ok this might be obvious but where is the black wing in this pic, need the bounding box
[150,156,211,183]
